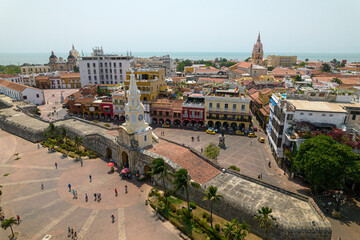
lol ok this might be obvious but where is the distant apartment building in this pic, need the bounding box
[20,65,50,75]
[151,99,183,126]
[267,90,358,161]
[182,93,205,127]
[111,89,126,121]
[21,75,36,87]
[79,47,133,86]
[124,68,166,102]
[266,55,297,67]
[0,80,44,105]
[147,55,177,77]
[0,74,23,84]
[60,72,81,88]
[205,87,251,131]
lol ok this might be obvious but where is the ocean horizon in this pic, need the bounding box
[0,52,359,65]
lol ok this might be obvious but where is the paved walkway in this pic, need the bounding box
[0,129,180,240]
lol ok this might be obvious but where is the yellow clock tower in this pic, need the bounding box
[121,69,153,148]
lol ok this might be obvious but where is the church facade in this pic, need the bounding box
[48,45,79,72]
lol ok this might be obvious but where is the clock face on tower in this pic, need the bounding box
[125,115,130,121]
[138,114,143,121]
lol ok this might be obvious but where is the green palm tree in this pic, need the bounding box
[44,123,57,138]
[203,185,223,228]
[74,136,83,152]
[60,127,68,144]
[1,217,17,238]
[172,168,200,214]
[254,206,277,235]
[224,219,250,240]
[151,158,171,208]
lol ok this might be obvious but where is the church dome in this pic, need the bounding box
[49,51,57,59]
[67,51,75,59]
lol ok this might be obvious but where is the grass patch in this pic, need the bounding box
[167,196,182,204]
[3,173,10,177]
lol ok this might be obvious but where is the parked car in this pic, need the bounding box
[206,129,216,135]
[207,127,218,132]
[253,127,258,132]
[162,124,170,128]
[235,130,245,136]
[248,133,257,138]
[258,137,265,143]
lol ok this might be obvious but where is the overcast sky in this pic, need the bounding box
[1,0,359,53]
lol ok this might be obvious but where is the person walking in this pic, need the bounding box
[71,228,74,238]
[197,135,200,142]
[41,182,44,190]
[94,193,97,201]
[125,185,128,194]
[89,174,92,182]
[75,191,78,199]
[191,136,194,142]
[111,214,115,223]
[115,188,118,197]
[67,227,71,237]
[268,161,271,168]
[74,231,77,239]
[250,141,252,146]
[16,215,20,224]
[81,159,83,167]
[85,193,88,202]
[55,162,58,169]
[68,184,71,192]
[37,143,40,149]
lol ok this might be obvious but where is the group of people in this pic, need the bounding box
[191,136,200,142]
[160,131,165,136]
[67,227,77,239]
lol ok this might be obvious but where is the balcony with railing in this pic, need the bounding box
[206,115,250,122]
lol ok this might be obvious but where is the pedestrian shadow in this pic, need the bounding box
[107,170,115,174]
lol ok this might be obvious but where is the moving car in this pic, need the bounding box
[206,129,216,135]
[258,137,265,143]
[162,124,170,128]
[235,130,245,136]
[248,133,257,138]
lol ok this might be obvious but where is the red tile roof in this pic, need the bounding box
[60,72,80,79]
[197,78,227,84]
[149,140,220,184]
[247,88,257,95]
[0,74,19,79]
[194,67,220,73]
[271,67,298,76]
[0,79,27,92]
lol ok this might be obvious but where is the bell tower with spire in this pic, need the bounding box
[120,69,153,148]
[251,32,264,65]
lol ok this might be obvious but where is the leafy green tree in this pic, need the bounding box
[203,185,223,228]
[204,143,220,160]
[1,217,17,238]
[254,207,277,235]
[293,75,302,81]
[244,57,250,62]
[73,65,79,72]
[320,63,331,72]
[60,127,69,144]
[331,77,342,84]
[0,65,21,74]
[305,58,309,62]
[224,218,250,240]
[172,168,200,214]
[293,135,360,191]
[176,59,192,72]
[151,158,171,209]
[74,136,83,152]
[267,66,274,71]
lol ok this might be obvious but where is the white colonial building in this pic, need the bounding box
[79,47,132,86]
[0,80,44,105]
[0,74,23,84]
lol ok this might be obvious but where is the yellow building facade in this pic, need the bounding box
[259,75,275,81]
[20,65,50,75]
[60,73,81,88]
[205,90,251,131]
[124,68,166,102]
[266,55,297,67]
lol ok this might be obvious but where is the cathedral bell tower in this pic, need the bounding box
[121,69,153,148]
[252,33,264,65]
